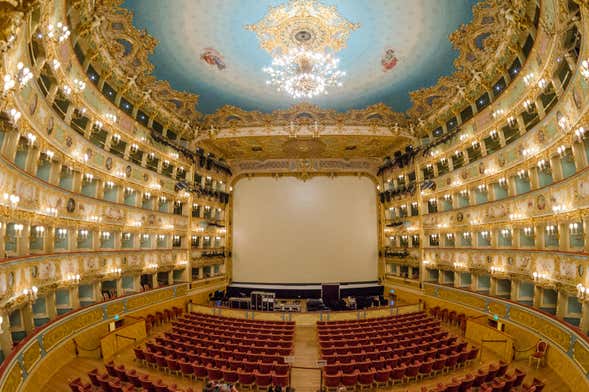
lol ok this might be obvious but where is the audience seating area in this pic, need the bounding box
[68,362,197,392]
[134,313,294,389]
[417,361,543,392]
[319,312,479,390]
[141,306,184,334]
[429,307,467,334]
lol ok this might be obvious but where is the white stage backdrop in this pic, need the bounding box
[232,176,379,284]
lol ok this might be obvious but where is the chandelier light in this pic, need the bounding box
[263,48,344,99]
[248,0,357,100]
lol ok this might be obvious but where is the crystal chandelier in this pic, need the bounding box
[263,48,344,99]
[248,0,357,100]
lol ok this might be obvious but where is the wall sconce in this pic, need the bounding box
[443,194,451,201]
[507,116,516,127]
[523,99,534,112]
[523,227,534,236]
[105,181,114,188]
[440,157,447,164]
[471,141,480,149]
[143,192,151,200]
[489,129,498,139]
[537,78,547,89]
[492,109,504,119]
[65,273,80,283]
[84,173,94,182]
[463,232,471,239]
[477,184,487,192]
[112,133,121,144]
[23,286,39,301]
[142,234,149,240]
[78,229,89,240]
[108,267,122,276]
[577,283,587,300]
[7,108,21,124]
[569,222,582,235]
[173,235,180,241]
[556,145,568,158]
[148,152,156,160]
[490,266,504,274]
[2,193,20,208]
[459,189,469,197]
[446,233,454,240]
[159,196,167,203]
[33,226,46,238]
[453,262,467,270]
[56,228,68,240]
[122,232,131,241]
[105,113,117,123]
[498,177,507,187]
[523,73,534,86]
[481,231,490,239]
[100,231,111,241]
[532,271,549,282]
[454,150,463,157]
[12,223,24,238]
[46,21,70,42]
[130,143,139,152]
[517,169,528,179]
[158,234,165,241]
[146,263,158,271]
[500,229,511,238]
[552,204,566,213]
[545,225,557,236]
[428,198,437,205]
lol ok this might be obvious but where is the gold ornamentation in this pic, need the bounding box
[509,308,570,350]
[42,308,103,351]
[106,302,125,318]
[1,362,22,392]
[245,0,359,55]
[488,302,507,317]
[573,339,589,374]
[22,341,41,373]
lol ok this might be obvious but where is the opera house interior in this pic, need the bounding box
[1,0,589,391]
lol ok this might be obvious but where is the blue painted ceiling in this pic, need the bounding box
[122,0,479,114]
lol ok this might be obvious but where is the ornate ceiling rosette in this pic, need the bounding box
[245,0,359,55]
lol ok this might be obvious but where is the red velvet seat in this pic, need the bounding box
[222,367,239,383]
[206,365,223,382]
[341,371,358,388]
[405,361,420,383]
[237,369,256,390]
[374,367,390,388]
[389,365,406,385]
[254,371,272,390]
[323,371,341,391]
[272,372,289,388]
[357,370,375,390]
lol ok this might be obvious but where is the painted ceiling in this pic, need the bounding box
[121,0,479,115]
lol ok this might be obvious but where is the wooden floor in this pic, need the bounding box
[42,322,571,392]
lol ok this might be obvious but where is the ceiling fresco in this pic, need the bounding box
[121,0,479,114]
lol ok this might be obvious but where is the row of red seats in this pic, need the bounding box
[144,306,184,334]
[148,336,292,360]
[173,319,293,336]
[429,306,467,333]
[137,342,289,370]
[317,315,435,333]
[320,332,454,355]
[172,326,293,342]
[322,341,472,368]
[155,337,292,357]
[319,326,444,347]
[317,311,428,326]
[68,363,191,392]
[318,314,432,327]
[323,349,479,391]
[416,362,541,392]
[134,348,290,389]
[318,321,441,338]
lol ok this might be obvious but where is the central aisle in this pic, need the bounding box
[291,324,321,392]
